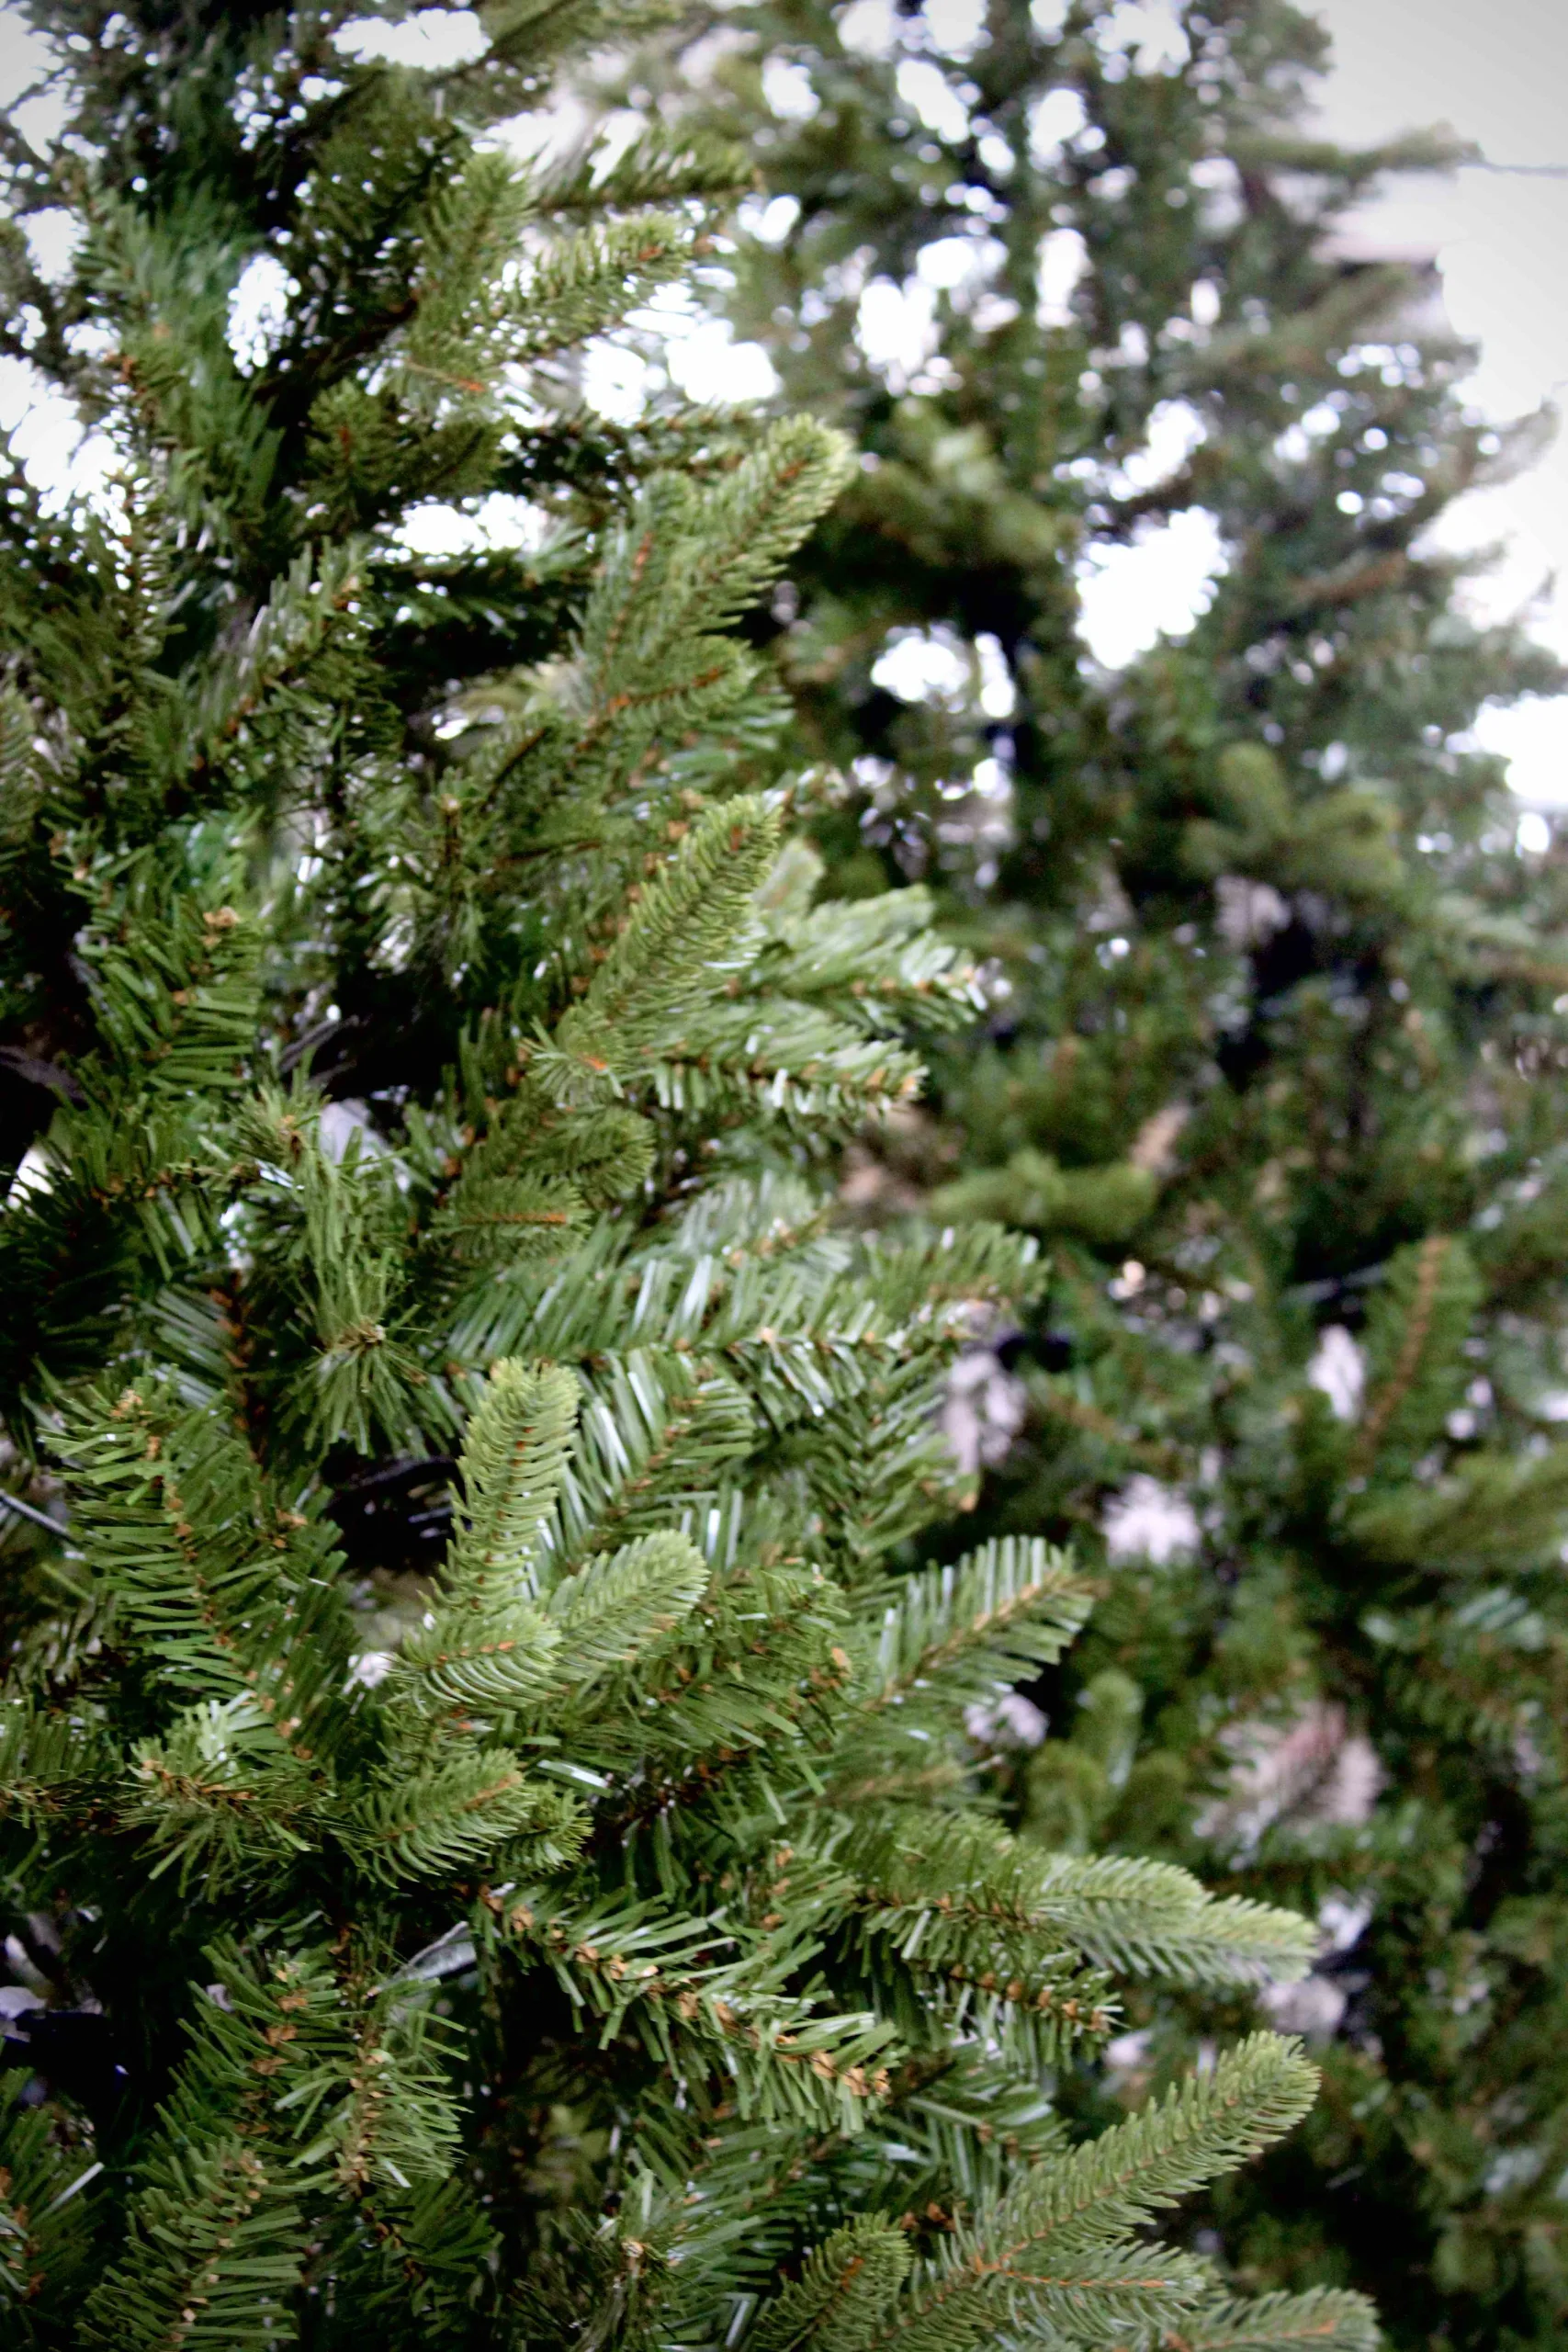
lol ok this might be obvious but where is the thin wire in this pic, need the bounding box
[0,1487,66,1535]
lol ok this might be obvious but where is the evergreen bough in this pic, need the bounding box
[647,2,1568,2344]
[0,6,1358,2349]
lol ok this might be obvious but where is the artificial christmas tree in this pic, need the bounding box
[0,5,1358,2347]
[619,1,1568,2344]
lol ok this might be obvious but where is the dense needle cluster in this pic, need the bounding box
[0,6,1368,2349]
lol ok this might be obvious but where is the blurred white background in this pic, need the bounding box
[1311,0,1568,803]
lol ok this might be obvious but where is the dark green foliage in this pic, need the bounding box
[631,2,1568,2345]
[0,5,1345,2346]
[0,2067,100,2335]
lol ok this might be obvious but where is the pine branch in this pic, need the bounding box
[0,12,1356,2340]
[445,1357,580,1606]
[548,1346,758,1557]
[506,213,698,363]
[125,1696,319,1893]
[536,127,754,215]
[551,795,781,1080]
[544,1529,712,1690]
[850,1536,1094,1724]
[1350,1235,1480,1479]
[79,2136,308,2352]
[49,1381,355,1733]
[579,417,854,695]
[1157,2287,1383,2352]
[75,1942,342,2350]
[862,2037,1318,2352]
[839,1820,1317,1993]
[746,2217,911,2352]
[346,1752,583,1883]
[482,1885,898,2134]
[0,2066,99,2336]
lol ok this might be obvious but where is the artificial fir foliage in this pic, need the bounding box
[0,5,1355,2347]
[615,1,1568,2345]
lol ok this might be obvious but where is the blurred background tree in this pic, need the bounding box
[581,1,1568,2344]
